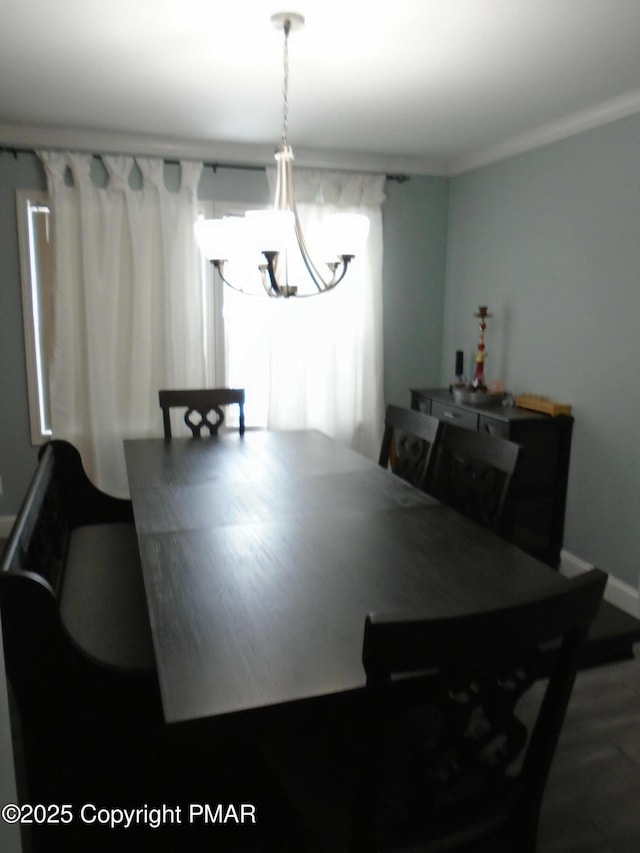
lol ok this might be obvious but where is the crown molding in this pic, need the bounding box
[0,123,446,177]
[5,88,640,181]
[448,88,640,175]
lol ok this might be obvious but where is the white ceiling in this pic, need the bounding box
[2,0,640,175]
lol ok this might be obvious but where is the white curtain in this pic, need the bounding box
[225,170,386,459]
[38,151,205,496]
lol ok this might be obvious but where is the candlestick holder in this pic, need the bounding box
[452,305,503,405]
[471,305,491,391]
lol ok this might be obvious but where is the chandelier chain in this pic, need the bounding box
[281,19,291,147]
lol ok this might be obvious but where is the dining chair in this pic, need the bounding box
[426,422,521,534]
[158,388,245,438]
[262,568,607,853]
[378,404,443,490]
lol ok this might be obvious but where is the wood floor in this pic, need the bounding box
[534,651,640,853]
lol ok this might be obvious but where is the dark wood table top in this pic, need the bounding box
[124,431,564,725]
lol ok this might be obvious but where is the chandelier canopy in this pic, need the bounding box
[195,12,370,297]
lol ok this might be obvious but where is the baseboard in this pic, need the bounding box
[0,516,16,539]
[560,549,639,618]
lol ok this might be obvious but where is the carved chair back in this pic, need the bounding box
[427,422,521,534]
[353,568,607,852]
[378,405,443,491]
[159,388,245,438]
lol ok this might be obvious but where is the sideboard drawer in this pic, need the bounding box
[478,415,509,438]
[430,400,478,431]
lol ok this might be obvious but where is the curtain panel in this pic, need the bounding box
[225,169,386,460]
[38,151,205,496]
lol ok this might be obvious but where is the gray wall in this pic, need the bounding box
[0,153,447,513]
[0,154,46,517]
[382,176,449,404]
[444,114,640,588]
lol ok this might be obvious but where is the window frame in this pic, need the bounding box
[16,189,53,445]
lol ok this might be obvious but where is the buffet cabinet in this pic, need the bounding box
[410,388,574,568]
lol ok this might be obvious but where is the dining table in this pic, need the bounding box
[124,429,567,726]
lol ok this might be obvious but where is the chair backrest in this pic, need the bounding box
[158,388,245,438]
[356,568,607,852]
[427,422,521,533]
[378,404,443,490]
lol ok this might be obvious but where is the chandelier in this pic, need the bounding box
[195,12,370,297]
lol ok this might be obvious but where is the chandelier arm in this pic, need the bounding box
[259,256,349,299]
[259,265,277,297]
[285,164,353,293]
[213,260,267,297]
[212,261,279,298]
[277,157,331,292]
[327,256,353,289]
[262,252,288,296]
[295,220,337,291]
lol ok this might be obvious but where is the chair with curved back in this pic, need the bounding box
[426,422,521,535]
[378,404,443,491]
[262,568,607,853]
[159,388,245,438]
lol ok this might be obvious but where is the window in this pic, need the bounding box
[18,192,371,445]
[17,192,220,444]
[16,190,53,443]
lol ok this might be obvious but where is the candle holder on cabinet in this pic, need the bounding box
[451,306,504,406]
[471,305,491,391]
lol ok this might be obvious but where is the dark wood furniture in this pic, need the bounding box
[0,608,22,853]
[0,440,162,826]
[410,388,573,567]
[263,569,606,852]
[124,430,590,726]
[0,440,155,681]
[411,389,640,670]
[428,421,522,535]
[159,387,245,438]
[378,404,442,489]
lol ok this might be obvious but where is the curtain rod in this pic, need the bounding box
[0,144,410,183]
